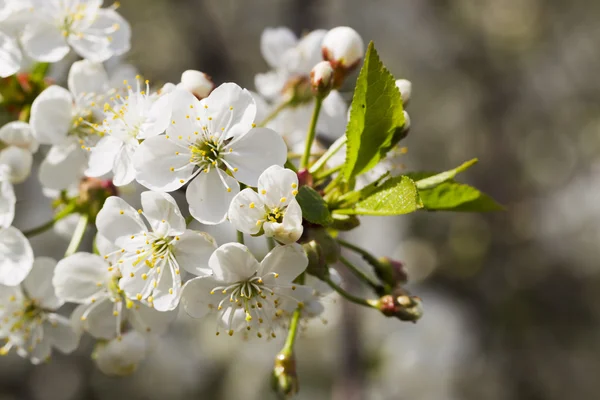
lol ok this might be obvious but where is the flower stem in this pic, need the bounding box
[314,164,343,181]
[337,238,381,273]
[309,135,347,174]
[185,215,194,226]
[323,276,375,308]
[258,101,291,127]
[64,213,89,257]
[282,308,301,356]
[23,203,78,238]
[339,255,384,293]
[300,96,324,169]
[237,230,245,245]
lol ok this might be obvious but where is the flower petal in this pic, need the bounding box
[82,298,120,339]
[86,135,121,178]
[129,304,177,336]
[30,85,74,145]
[181,276,222,318]
[150,264,181,312]
[68,59,110,98]
[208,242,259,282]
[112,142,137,186]
[24,257,63,310]
[96,196,146,247]
[44,313,79,354]
[39,142,88,190]
[257,165,299,207]
[201,83,256,140]
[0,166,15,228]
[133,135,194,192]
[258,243,307,284]
[172,230,217,276]
[140,191,185,235]
[94,331,147,376]
[227,188,265,235]
[0,226,33,286]
[0,146,32,183]
[224,127,287,187]
[254,69,288,100]
[186,168,239,225]
[0,121,38,152]
[21,20,69,62]
[263,199,303,244]
[68,9,131,63]
[53,253,109,303]
[260,27,297,69]
[0,31,21,78]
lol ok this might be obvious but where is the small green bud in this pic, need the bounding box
[272,351,298,397]
[375,257,408,287]
[330,213,360,231]
[303,240,329,280]
[303,227,339,264]
[374,291,423,322]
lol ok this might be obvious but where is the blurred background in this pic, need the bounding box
[6,0,600,399]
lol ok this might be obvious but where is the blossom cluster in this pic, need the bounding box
[0,1,493,395]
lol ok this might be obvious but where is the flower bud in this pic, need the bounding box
[296,168,314,188]
[303,227,340,264]
[403,110,411,132]
[322,27,364,71]
[272,351,298,397]
[310,61,334,98]
[281,75,313,105]
[92,331,147,376]
[376,257,408,287]
[179,70,214,99]
[395,79,412,105]
[374,292,423,322]
[78,177,118,223]
[303,240,329,280]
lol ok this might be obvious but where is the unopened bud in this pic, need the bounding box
[376,257,408,287]
[374,292,423,322]
[179,70,214,99]
[272,351,298,397]
[303,228,339,264]
[78,177,118,222]
[303,240,329,280]
[395,79,412,105]
[403,111,410,132]
[296,168,313,188]
[322,27,364,71]
[310,61,334,98]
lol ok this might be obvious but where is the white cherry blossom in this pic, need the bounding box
[94,330,148,376]
[54,249,177,340]
[0,165,15,228]
[86,77,173,186]
[0,0,34,77]
[133,83,287,224]
[22,0,131,63]
[30,60,109,190]
[95,191,217,311]
[228,165,303,244]
[0,121,38,183]
[181,243,311,338]
[0,257,79,364]
[0,226,33,286]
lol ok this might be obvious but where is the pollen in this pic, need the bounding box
[136,293,142,300]
[261,189,266,195]
[252,123,256,128]
[138,209,143,214]
[170,167,174,172]
[292,190,298,196]
[119,210,124,215]
[142,273,148,280]
[169,288,173,295]
[291,183,297,188]
[249,202,255,209]
[147,296,154,303]
[227,187,232,192]
[280,197,287,203]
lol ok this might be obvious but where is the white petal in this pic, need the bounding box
[96,196,146,247]
[44,314,79,354]
[181,276,222,318]
[0,146,32,183]
[172,230,217,276]
[217,305,247,332]
[0,31,21,78]
[263,199,303,244]
[27,333,52,364]
[95,233,118,257]
[318,90,349,140]
[53,253,109,303]
[82,297,119,339]
[227,188,265,235]
[30,85,74,145]
[224,127,287,186]
[0,167,15,228]
[254,70,288,100]
[257,165,299,207]
[258,243,307,284]
[21,20,69,62]
[290,29,327,73]
[24,257,63,310]
[129,304,177,336]
[0,121,37,153]
[69,9,131,63]
[85,135,121,178]
[202,83,256,140]
[112,142,137,186]
[140,191,185,235]
[187,169,239,225]
[134,135,194,191]
[150,264,181,312]
[68,59,110,98]
[39,142,88,190]
[208,242,259,282]
[0,226,33,286]
[137,92,173,139]
[94,331,147,376]
[261,27,297,69]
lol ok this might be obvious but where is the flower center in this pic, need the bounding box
[189,137,224,170]
[265,207,284,223]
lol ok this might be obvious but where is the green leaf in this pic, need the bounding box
[335,176,421,216]
[415,158,478,190]
[296,186,333,226]
[419,182,504,212]
[343,42,406,181]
